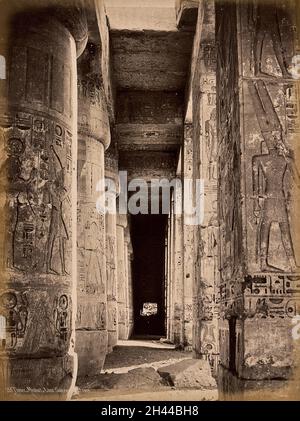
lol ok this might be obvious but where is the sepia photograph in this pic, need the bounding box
[0,0,299,412]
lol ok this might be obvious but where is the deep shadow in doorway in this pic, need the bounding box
[130,214,168,338]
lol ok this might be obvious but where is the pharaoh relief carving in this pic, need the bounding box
[242,0,296,79]
[85,211,105,295]
[248,80,299,273]
[77,140,105,295]
[78,207,105,295]
[0,113,72,275]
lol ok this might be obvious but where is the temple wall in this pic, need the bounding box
[216,0,300,379]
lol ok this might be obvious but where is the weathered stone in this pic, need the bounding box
[158,359,217,389]
[190,0,219,374]
[112,367,165,390]
[105,142,119,353]
[182,123,194,347]
[117,215,127,340]
[172,196,184,346]
[116,91,183,152]
[105,0,177,32]
[110,30,194,91]
[216,0,300,380]
[0,2,87,398]
[76,331,108,378]
[79,367,166,391]
[124,227,134,339]
[76,41,110,378]
[0,0,299,398]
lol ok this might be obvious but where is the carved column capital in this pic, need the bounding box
[77,43,111,149]
[3,0,88,57]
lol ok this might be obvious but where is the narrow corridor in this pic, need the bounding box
[74,339,218,401]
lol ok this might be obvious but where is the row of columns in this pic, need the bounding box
[166,127,194,349]
[0,1,134,398]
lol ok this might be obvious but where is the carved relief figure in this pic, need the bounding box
[205,108,217,181]
[1,116,72,275]
[13,167,39,271]
[54,294,69,342]
[0,136,24,268]
[85,214,105,294]
[252,1,292,78]
[249,80,299,272]
[0,134,40,271]
[46,146,69,275]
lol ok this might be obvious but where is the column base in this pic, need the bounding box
[76,331,107,379]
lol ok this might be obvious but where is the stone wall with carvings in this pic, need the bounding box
[191,0,219,374]
[216,0,300,379]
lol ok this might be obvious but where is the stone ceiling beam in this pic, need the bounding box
[110,30,194,91]
[119,151,178,181]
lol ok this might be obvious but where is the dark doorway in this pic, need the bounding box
[130,214,167,337]
[229,317,237,374]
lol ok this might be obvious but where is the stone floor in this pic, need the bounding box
[74,339,218,401]
[73,340,300,401]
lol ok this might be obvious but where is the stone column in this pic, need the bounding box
[0,2,87,397]
[117,214,127,340]
[172,165,184,347]
[166,214,171,339]
[191,0,219,374]
[76,42,110,378]
[167,201,175,342]
[182,123,194,348]
[128,251,134,338]
[124,226,133,339]
[105,145,119,353]
[216,0,300,379]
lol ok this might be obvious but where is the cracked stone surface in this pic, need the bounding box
[78,367,166,391]
[158,359,218,389]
